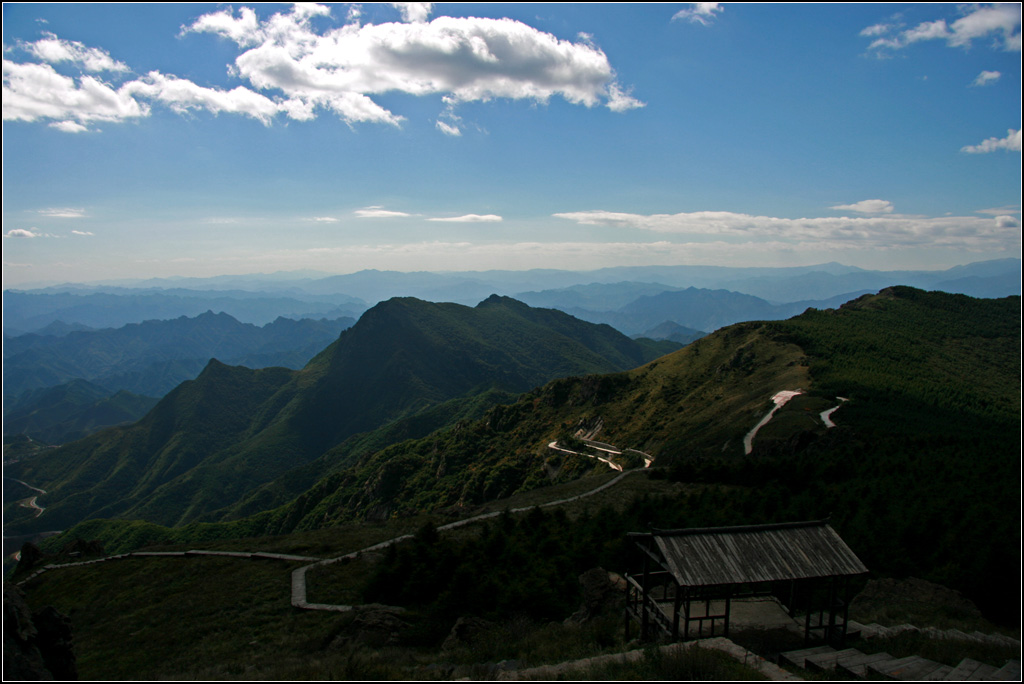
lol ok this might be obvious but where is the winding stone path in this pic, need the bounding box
[291,468,641,610]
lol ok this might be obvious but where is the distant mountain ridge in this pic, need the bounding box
[6,259,1018,334]
[3,295,675,532]
[3,311,356,399]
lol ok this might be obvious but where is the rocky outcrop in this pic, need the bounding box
[328,604,410,649]
[3,583,77,680]
[442,616,494,651]
[564,567,627,624]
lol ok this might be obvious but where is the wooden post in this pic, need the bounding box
[827,577,837,646]
[641,551,649,641]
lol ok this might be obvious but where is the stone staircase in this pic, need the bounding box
[780,633,1021,681]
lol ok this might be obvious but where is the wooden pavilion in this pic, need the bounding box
[625,519,868,645]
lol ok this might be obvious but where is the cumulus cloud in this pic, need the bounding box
[864,4,1021,54]
[354,207,413,218]
[830,199,895,214]
[4,228,39,238]
[553,209,1021,251]
[122,72,282,125]
[184,5,643,124]
[672,3,724,26]
[971,70,1002,86]
[71,230,94,236]
[2,60,148,124]
[961,128,1022,153]
[427,214,502,222]
[5,6,641,132]
[393,3,433,23]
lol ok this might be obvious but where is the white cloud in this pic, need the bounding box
[4,228,38,238]
[436,120,461,136]
[122,72,281,125]
[306,216,340,222]
[672,3,724,26]
[903,20,950,44]
[971,70,1002,86]
[552,209,1021,251]
[427,214,502,222]
[961,128,1022,153]
[2,60,148,124]
[865,4,1021,53]
[976,205,1021,216]
[6,7,641,132]
[185,5,643,124]
[38,207,86,218]
[354,207,413,218]
[24,32,130,72]
[860,23,893,37]
[71,230,94,236]
[830,199,895,214]
[393,3,433,24]
[48,120,90,133]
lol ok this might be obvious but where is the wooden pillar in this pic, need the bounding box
[672,583,682,641]
[724,586,732,638]
[803,579,813,644]
[683,587,691,641]
[840,576,851,646]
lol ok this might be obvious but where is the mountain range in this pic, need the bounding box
[7,258,1018,335]
[3,295,677,532]
[5,285,1020,637]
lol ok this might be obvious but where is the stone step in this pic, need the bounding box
[779,645,834,669]
[868,655,946,680]
[804,647,862,672]
[991,660,1021,681]
[944,658,998,681]
[836,651,896,678]
[923,664,955,680]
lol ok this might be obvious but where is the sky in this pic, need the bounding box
[2,2,1021,287]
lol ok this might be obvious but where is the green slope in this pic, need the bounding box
[34,287,1021,623]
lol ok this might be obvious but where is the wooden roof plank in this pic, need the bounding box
[647,520,867,587]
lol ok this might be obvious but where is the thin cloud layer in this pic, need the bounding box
[354,207,414,218]
[2,4,641,132]
[23,32,129,73]
[553,209,1020,251]
[830,200,895,214]
[427,214,502,222]
[864,4,1021,54]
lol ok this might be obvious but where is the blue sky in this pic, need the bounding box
[2,3,1021,287]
